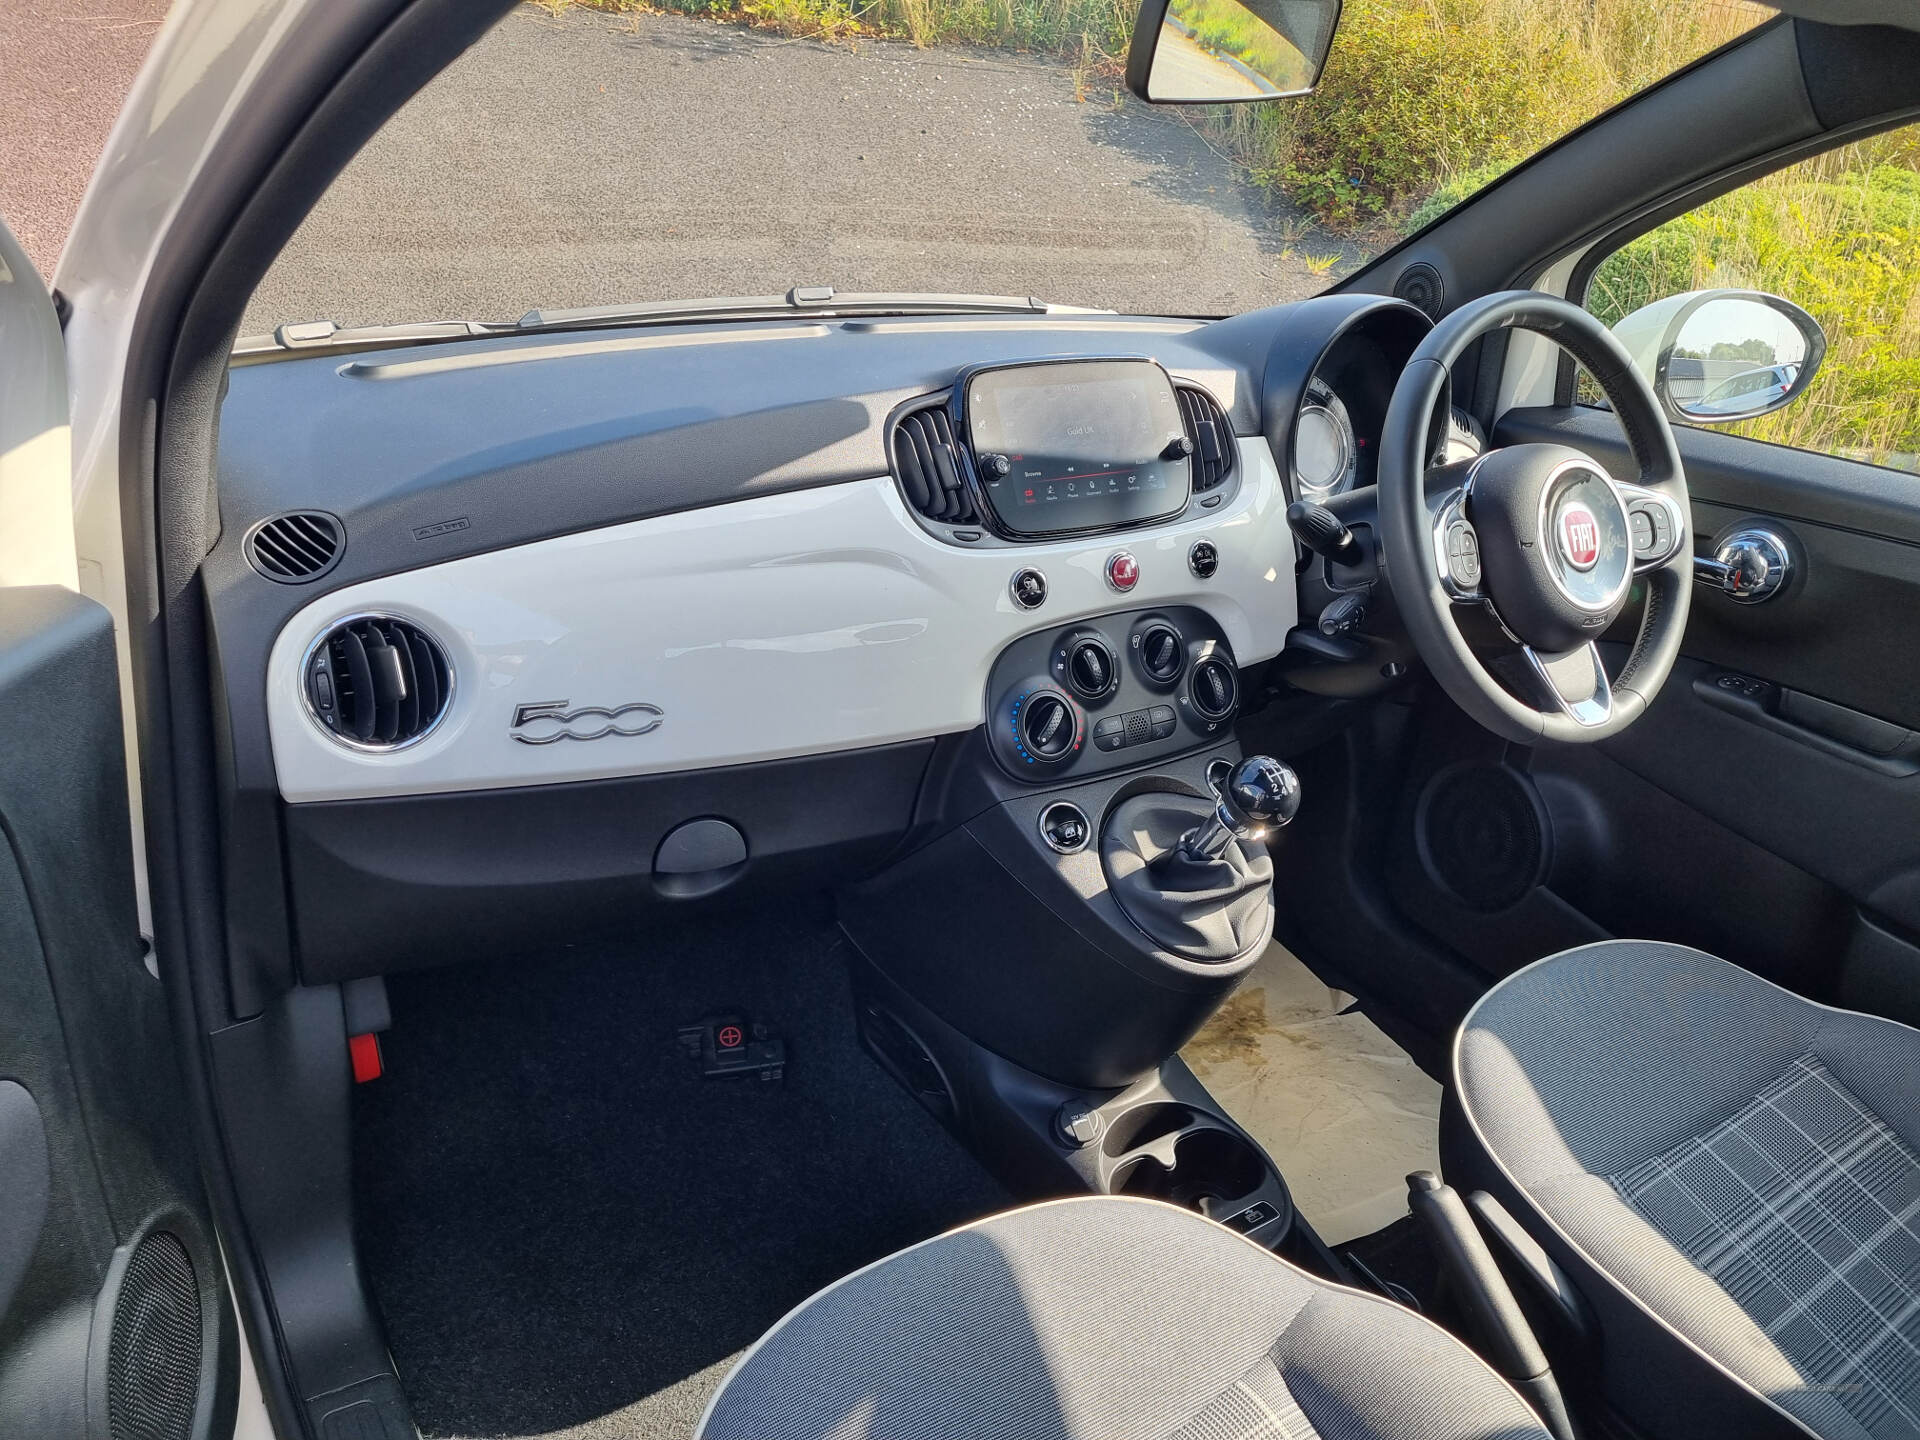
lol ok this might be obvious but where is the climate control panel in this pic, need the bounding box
[986,604,1241,782]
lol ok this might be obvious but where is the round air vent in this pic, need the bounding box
[1394,262,1446,320]
[244,511,343,583]
[303,615,453,750]
[106,1231,201,1440]
[1188,657,1239,721]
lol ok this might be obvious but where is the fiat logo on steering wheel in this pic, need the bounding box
[1557,502,1601,572]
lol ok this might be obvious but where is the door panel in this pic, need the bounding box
[0,586,236,1440]
[1463,405,1920,1023]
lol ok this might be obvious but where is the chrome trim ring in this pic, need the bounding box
[1038,801,1092,855]
[1533,457,1632,614]
[298,612,457,754]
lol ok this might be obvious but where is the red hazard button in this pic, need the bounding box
[717,1024,744,1050]
[1106,551,1138,592]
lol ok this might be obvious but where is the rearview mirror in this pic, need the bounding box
[1608,290,1827,426]
[1126,0,1342,104]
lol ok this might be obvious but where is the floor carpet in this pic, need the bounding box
[352,896,1010,1439]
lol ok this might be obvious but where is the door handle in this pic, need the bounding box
[1693,527,1792,603]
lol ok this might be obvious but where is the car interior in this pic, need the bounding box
[4,1,1920,1439]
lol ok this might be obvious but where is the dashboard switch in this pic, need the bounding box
[1188,539,1219,579]
[1010,567,1048,610]
[1106,552,1139,592]
[1039,802,1092,855]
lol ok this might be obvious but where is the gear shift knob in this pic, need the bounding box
[1181,755,1301,862]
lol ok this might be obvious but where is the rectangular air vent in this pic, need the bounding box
[1176,386,1235,493]
[891,404,981,527]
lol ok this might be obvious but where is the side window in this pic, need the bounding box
[1580,127,1920,476]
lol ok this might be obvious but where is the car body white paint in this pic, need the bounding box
[266,438,1297,802]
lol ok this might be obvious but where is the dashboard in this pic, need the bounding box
[206,294,1430,980]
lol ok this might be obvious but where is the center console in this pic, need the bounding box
[840,600,1330,1263]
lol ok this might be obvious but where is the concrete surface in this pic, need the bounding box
[1184,942,1443,1245]
[246,5,1342,330]
[0,0,170,281]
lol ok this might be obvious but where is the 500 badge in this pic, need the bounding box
[509,699,664,745]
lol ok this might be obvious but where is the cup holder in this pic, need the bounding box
[1111,1126,1268,1216]
[1100,1101,1194,1159]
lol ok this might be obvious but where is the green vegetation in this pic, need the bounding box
[1586,141,1920,466]
[1165,0,1314,93]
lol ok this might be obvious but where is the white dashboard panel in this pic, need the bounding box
[267,438,1297,802]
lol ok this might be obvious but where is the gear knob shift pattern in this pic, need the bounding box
[1181,755,1301,862]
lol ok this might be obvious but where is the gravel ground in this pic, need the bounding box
[0,0,169,280]
[246,6,1345,331]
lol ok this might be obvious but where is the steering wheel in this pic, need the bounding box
[1377,291,1693,743]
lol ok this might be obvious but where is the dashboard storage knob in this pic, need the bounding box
[1188,656,1239,722]
[1015,689,1081,764]
[1063,635,1119,701]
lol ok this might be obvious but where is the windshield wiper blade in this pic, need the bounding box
[515,285,1111,332]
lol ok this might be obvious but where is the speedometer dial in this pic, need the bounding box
[1292,379,1359,502]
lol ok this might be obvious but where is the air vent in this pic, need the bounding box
[891,404,981,527]
[244,511,343,582]
[303,615,452,750]
[1175,387,1235,493]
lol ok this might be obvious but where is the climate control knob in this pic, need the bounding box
[1063,635,1119,701]
[1016,689,1082,764]
[1136,621,1184,685]
[1188,656,1239,722]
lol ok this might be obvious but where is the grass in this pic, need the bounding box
[1585,136,1920,465]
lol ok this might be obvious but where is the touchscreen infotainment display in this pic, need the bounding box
[963,359,1192,537]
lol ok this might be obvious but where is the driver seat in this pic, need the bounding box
[1446,940,1920,1440]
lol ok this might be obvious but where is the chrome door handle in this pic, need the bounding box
[1694,527,1792,604]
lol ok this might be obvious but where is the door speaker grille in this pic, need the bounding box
[107,1231,201,1440]
[1416,764,1548,912]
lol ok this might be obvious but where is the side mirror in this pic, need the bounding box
[1126,0,1342,104]
[1608,289,1827,426]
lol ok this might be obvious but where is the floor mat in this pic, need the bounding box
[1182,942,1442,1245]
[353,897,1009,1440]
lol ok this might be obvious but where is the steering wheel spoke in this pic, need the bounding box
[1521,643,1613,728]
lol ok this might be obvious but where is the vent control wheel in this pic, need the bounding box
[1188,656,1239,723]
[1135,621,1185,686]
[1061,633,1119,702]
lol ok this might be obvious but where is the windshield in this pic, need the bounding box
[244,0,1769,333]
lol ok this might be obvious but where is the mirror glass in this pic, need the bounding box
[1144,0,1339,103]
[1666,297,1812,422]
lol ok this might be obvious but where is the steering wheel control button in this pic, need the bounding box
[1038,801,1092,856]
[1105,551,1139,592]
[1053,1099,1103,1148]
[1445,521,1482,589]
[1188,539,1219,579]
[1009,567,1048,610]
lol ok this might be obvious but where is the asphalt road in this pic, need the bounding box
[0,0,169,280]
[244,6,1343,332]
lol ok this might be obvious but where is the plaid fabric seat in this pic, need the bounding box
[1450,941,1920,1440]
[1611,1054,1920,1438]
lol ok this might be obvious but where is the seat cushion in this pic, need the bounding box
[699,1194,1551,1440]
[1450,940,1920,1440]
